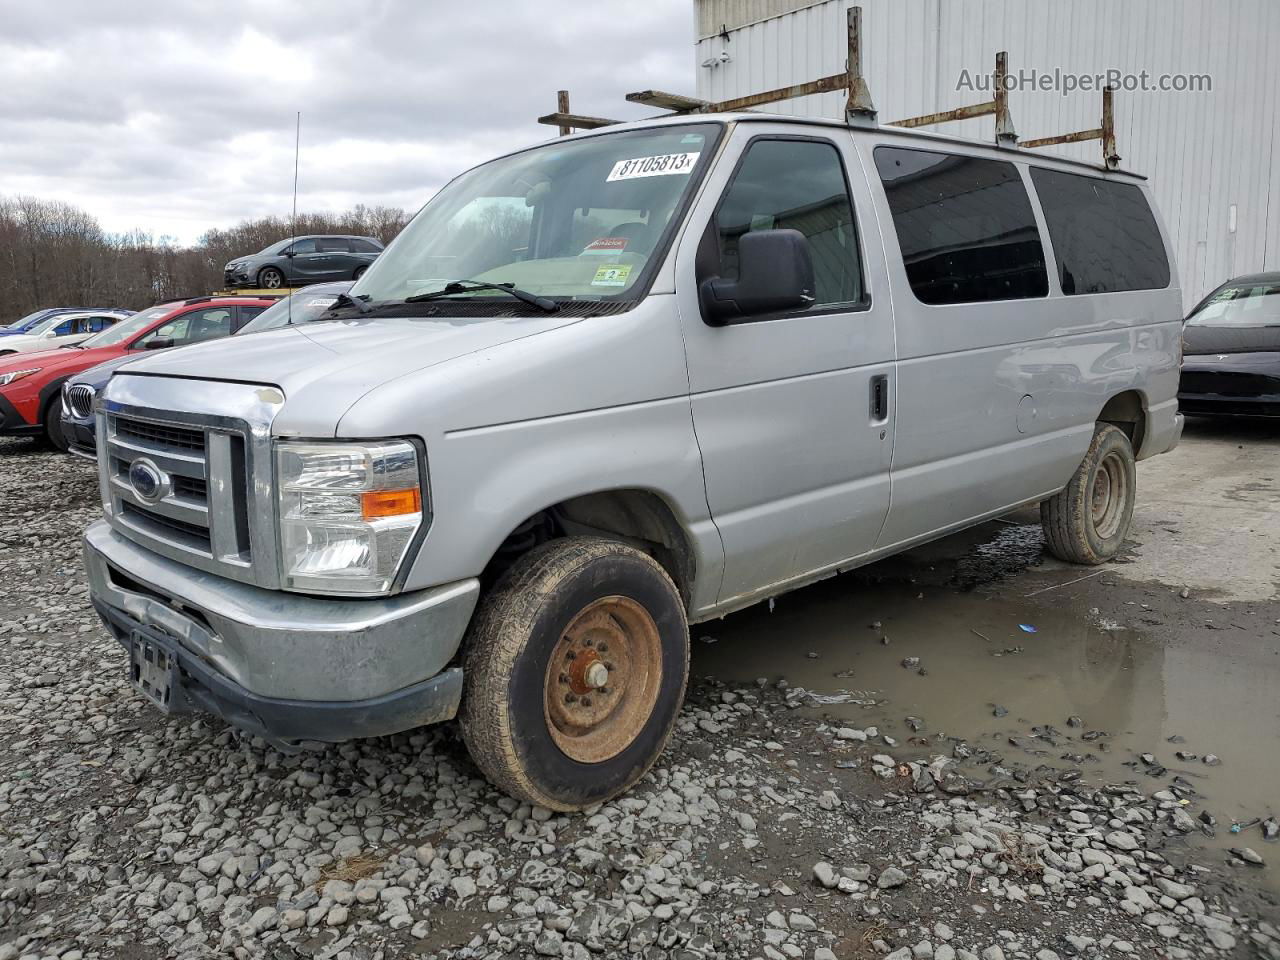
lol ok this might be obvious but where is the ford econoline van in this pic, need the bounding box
[83,113,1182,810]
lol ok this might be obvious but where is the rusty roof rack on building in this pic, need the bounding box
[538,5,1120,171]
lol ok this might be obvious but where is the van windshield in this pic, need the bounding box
[351,124,719,308]
[1187,282,1280,327]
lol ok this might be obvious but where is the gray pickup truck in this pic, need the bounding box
[84,112,1183,810]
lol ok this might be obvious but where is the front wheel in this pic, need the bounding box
[258,266,286,289]
[460,538,689,811]
[353,265,368,281]
[43,402,69,453]
[1041,423,1136,564]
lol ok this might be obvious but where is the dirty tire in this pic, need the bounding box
[1041,423,1136,565]
[459,537,689,811]
[43,402,68,453]
[258,266,285,289]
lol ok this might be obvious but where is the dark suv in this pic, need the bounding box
[223,235,383,289]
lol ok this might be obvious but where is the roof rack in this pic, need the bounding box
[538,5,1119,171]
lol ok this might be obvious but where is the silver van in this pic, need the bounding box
[83,113,1183,810]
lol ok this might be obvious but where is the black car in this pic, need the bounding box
[61,283,351,459]
[223,235,382,289]
[1179,272,1280,418]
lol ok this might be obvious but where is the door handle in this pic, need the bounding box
[870,374,889,423]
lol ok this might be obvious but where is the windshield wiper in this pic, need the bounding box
[404,281,559,313]
[332,291,372,315]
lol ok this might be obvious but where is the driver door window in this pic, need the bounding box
[135,307,233,349]
[708,138,865,312]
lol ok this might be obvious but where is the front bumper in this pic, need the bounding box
[1178,392,1280,418]
[60,414,97,459]
[0,392,39,436]
[223,266,254,287]
[84,520,480,747]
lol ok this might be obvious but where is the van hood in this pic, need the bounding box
[116,313,583,433]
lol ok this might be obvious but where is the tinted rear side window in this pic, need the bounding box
[875,146,1047,305]
[1030,169,1170,294]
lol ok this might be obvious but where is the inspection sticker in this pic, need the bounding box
[582,236,629,255]
[606,152,700,182]
[591,264,633,287]
[306,298,338,307]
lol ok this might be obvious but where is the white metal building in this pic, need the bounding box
[692,0,1280,310]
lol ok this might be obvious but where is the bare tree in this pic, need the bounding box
[0,195,411,322]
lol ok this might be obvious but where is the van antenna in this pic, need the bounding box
[288,110,300,324]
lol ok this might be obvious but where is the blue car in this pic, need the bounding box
[61,282,350,459]
[2,306,128,338]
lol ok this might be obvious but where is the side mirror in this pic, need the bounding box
[143,337,174,350]
[43,329,57,338]
[699,228,816,325]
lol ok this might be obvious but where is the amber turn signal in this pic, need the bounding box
[361,488,422,519]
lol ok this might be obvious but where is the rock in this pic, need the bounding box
[1230,847,1264,866]
[981,947,1006,960]
[1202,754,1221,766]
[835,727,867,741]
[1105,831,1140,851]
[324,904,348,927]
[815,950,838,960]
[1154,877,1193,900]
[876,866,909,889]
[1124,886,1155,910]
[1205,930,1236,950]
[992,706,1008,718]
[451,875,478,899]
[934,922,954,942]
[813,862,837,889]
[901,658,921,669]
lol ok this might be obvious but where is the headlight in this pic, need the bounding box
[276,440,427,595]
[0,368,41,387]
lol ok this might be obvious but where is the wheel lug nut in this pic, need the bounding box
[604,661,615,671]
[565,651,575,660]
[598,642,608,652]
[558,673,569,684]
[584,638,594,647]
[581,696,592,707]
[565,693,577,703]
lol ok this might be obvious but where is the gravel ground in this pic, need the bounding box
[1,439,1277,960]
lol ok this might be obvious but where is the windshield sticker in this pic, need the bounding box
[305,298,337,307]
[582,237,629,255]
[591,264,633,287]
[606,152,700,182]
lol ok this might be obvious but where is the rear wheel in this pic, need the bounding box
[353,265,368,281]
[1041,423,1136,564]
[460,537,689,811]
[258,266,286,289]
[43,402,68,453]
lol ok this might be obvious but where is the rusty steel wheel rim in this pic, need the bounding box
[1090,450,1128,539]
[544,596,663,764]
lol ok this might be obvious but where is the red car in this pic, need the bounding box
[0,296,276,450]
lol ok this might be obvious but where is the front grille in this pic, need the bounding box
[67,384,95,419]
[1180,370,1280,398]
[121,502,212,550]
[116,418,205,451]
[173,474,208,500]
[105,411,255,575]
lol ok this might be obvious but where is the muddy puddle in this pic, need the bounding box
[693,575,1280,889]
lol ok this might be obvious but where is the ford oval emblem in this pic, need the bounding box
[128,458,170,504]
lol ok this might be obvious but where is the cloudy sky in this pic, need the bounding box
[0,0,693,244]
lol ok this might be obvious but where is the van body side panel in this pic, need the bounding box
[859,132,1183,549]
[334,296,725,602]
[671,123,898,613]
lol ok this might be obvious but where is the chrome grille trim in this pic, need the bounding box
[67,383,96,419]
[96,375,285,589]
